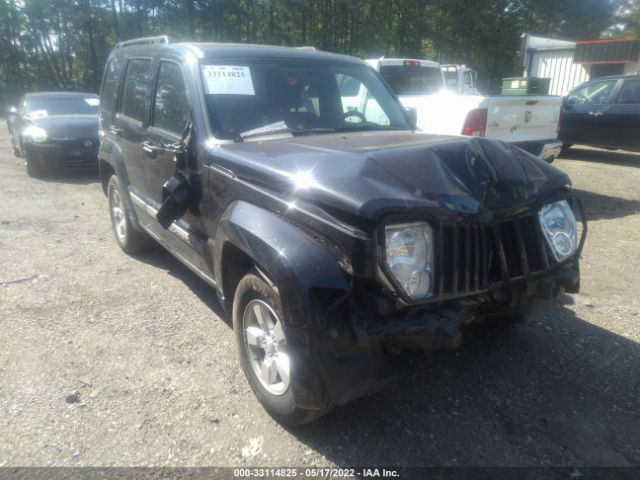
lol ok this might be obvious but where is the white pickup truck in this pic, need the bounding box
[364,58,562,162]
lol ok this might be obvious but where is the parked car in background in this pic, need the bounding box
[7,92,100,177]
[559,74,640,153]
[365,57,563,162]
[99,37,585,425]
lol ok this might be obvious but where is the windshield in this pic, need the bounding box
[200,59,410,140]
[25,96,99,117]
[379,65,444,96]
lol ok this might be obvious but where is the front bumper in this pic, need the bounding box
[312,196,586,406]
[514,139,562,163]
[24,139,99,169]
[316,261,581,406]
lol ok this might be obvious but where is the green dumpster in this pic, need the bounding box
[501,77,551,95]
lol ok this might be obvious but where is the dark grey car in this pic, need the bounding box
[7,92,100,177]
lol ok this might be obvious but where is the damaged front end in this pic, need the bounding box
[310,192,586,406]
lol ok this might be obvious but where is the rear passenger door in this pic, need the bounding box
[114,58,153,200]
[605,79,640,150]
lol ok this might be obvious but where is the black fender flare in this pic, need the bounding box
[213,200,353,409]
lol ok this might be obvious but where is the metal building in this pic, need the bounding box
[521,34,640,96]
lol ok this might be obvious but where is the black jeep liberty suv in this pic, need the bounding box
[98,36,585,425]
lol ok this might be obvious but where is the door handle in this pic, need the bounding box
[109,126,123,135]
[588,111,603,117]
[141,140,159,156]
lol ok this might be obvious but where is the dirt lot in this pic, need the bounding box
[1,124,639,468]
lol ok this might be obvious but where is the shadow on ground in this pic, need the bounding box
[560,147,640,168]
[573,188,640,221]
[37,168,100,185]
[287,297,640,467]
[134,244,229,325]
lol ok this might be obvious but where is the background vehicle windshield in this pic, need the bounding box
[379,65,443,95]
[200,59,410,139]
[25,96,99,117]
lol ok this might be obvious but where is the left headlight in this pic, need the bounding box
[384,222,434,300]
[22,125,48,143]
[538,200,578,262]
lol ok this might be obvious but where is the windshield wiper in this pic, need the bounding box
[236,121,291,142]
[236,122,338,142]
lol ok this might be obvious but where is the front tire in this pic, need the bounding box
[107,175,152,254]
[10,132,21,157]
[233,272,329,425]
[25,151,45,178]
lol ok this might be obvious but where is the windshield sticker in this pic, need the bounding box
[85,98,100,106]
[202,65,255,95]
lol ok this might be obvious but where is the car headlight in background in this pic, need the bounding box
[22,125,48,143]
[538,200,577,262]
[385,222,434,300]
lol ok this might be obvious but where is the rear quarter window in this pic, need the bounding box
[100,58,123,113]
[616,79,640,104]
[120,59,152,122]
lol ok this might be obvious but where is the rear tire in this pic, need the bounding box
[233,272,329,425]
[107,175,152,254]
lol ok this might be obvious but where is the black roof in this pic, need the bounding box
[110,39,364,65]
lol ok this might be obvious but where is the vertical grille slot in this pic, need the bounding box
[438,214,546,298]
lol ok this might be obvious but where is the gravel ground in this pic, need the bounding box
[0,124,639,468]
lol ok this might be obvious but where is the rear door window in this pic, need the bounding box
[120,59,152,122]
[152,62,190,135]
[616,79,640,104]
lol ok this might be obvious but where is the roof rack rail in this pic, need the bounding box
[115,35,172,49]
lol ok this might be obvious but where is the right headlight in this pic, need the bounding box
[384,222,434,300]
[538,200,578,262]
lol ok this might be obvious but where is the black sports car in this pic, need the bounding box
[7,92,100,177]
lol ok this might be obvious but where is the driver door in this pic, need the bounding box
[560,78,621,146]
[143,59,210,274]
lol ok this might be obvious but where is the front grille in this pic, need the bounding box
[437,214,549,298]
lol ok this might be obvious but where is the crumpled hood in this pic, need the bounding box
[27,115,99,141]
[212,131,570,221]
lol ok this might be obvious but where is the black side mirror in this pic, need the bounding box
[406,107,418,130]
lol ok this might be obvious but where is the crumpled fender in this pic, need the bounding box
[213,200,352,409]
